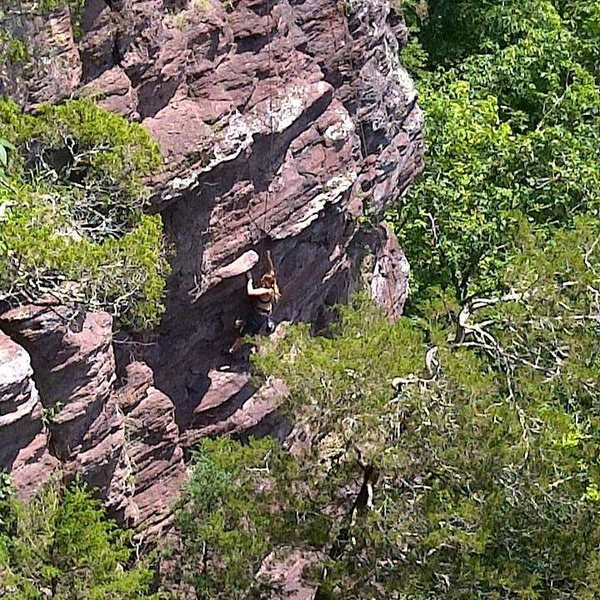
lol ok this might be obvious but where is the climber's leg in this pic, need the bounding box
[228,312,267,354]
[228,336,244,354]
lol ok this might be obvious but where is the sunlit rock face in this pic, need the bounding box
[0,0,423,533]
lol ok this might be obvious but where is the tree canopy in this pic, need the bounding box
[394,0,600,306]
[0,99,168,328]
[0,479,155,599]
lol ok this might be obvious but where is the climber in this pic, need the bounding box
[228,250,281,354]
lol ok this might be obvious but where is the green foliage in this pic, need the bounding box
[0,31,27,65]
[37,0,85,12]
[166,437,291,600]
[1,98,161,211]
[0,479,155,599]
[0,99,168,328]
[394,0,600,305]
[0,473,12,501]
[253,274,600,598]
[0,472,14,531]
[0,137,15,171]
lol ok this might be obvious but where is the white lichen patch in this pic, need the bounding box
[164,81,333,200]
[0,336,33,390]
[211,111,255,164]
[324,108,355,143]
[259,81,332,134]
[269,171,357,240]
[393,64,417,105]
[166,111,255,197]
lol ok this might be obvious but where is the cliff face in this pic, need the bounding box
[0,0,422,532]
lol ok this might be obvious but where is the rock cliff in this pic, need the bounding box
[0,0,423,532]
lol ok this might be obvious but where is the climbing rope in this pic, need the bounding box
[256,0,278,246]
[243,0,278,267]
[263,0,275,235]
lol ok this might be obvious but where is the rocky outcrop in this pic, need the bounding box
[0,331,59,499]
[365,223,411,321]
[1,7,83,106]
[0,0,423,531]
[122,0,422,439]
[0,305,185,530]
[114,361,186,534]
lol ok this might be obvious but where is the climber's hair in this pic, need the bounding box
[260,272,281,302]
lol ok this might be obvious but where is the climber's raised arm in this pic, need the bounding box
[246,271,272,297]
[264,250,276,277]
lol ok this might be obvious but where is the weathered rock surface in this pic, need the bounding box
[366,222,411,321]
[258,549,322,600]
[0,331,58,498]
[0,306,185,530]
[114,361,186,533]
[0,0,423,534]
[0,6,82,106]
[126,0,423,441]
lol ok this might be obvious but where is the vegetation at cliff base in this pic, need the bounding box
[0,99,168,328]
[164,438,293,599]
[0,479,155,599]
[167,272,600,598]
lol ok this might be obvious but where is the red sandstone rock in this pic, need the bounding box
[0,306,132,511]
[369,223,411,322]
[0,331,58,497]
[1,306,116,461]
[0,306,186,530]
[258,548,322,600]
[80,66,139,118]
[124,382,186,534]
[5,7,83,106]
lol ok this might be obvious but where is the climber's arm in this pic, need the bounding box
[246,273,271,297]
[265,250,276,276]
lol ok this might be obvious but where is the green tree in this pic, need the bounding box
[253,278,600,598]
[0,99,168,328]
[159,225,600,599]
[0,479,155,599]
[394,0,600,306]
[165,437,292,600]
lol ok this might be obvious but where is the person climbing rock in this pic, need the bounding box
[229,251,281,354]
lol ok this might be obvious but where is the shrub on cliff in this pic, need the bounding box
[0,479,155,599]
[250,242,600,598]
[0,99,168,328]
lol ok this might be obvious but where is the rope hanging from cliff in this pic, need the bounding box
[264,0,276,237]
[244,0,277,256]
